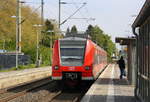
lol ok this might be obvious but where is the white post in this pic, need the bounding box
[36,28,39,67]
[16,0,19,69]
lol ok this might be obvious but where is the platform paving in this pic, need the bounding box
[81,64,135,102]
[0,66,51,89]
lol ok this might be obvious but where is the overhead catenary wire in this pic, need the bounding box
[71,0,86,19]
[71,0,93,25]
[43,0,73,22]
[60,1,77,20]
[21,5,41,24]
[20,0,93,29]
[60,3,87,25]
[71,0,88,25]
[80,0,94,21]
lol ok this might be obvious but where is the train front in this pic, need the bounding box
[52,37,93,81]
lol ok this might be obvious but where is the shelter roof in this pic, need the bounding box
[132,0,150,28]
[115,37,136,45]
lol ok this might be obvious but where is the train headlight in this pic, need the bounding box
[54,66,59,70]
[85,66,90,70]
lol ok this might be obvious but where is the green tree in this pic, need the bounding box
[71,25,78,34]
[86,25,94,36]
[66,27,70,36]
[40,19,63,65]
[45,19,54,31]
[41,19,54,47]
[0,1,63,66]
[86,25,116,62]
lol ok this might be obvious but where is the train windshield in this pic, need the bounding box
[60,47,85,66]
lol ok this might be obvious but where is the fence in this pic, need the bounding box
[0,53,30,69]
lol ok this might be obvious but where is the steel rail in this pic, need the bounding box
[0,78,54,102]
[0,77,50,94]
[48,91,62,102]
[72,97,79,102]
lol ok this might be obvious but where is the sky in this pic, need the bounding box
[25,0,145,43]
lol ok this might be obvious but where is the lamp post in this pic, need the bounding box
[47,30,54,48]
[16,0,22,53]
[11,15,18,69]
[33,24,42,67]
[11,0,25,69]
[14,0,22,69]
[47,30,54,65]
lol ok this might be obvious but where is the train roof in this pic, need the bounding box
[59,37,106,53]
[59,37,86,41]
[65,33,91,39]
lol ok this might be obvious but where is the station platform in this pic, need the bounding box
[81,64,135,102]
[0,66,51,89]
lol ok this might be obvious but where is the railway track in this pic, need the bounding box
[0,77,54,102]
[0,65,109,102]
[37,82,92,102]
[0,78,87,102]
[36,89,85,102]
[49,91,82,102]
[50,88,88,102]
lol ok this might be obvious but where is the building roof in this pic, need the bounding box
[132,0,150,28]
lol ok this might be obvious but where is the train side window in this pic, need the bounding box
[94,52,97,65]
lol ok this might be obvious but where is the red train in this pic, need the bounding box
[52,36,107,81]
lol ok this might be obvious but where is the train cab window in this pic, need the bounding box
[60,46,85,66]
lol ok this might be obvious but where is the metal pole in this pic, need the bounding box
[132,27,139,98]
[16,0,20,69]
[33,24,42,67]
[135,35,139,98]
[36,0,44,67]
[36,28,39,67]
[41,0,44,25]
[19,0,21,53]
[59,0,61,29]
[50,33,53,65]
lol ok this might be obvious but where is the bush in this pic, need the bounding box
[39,46,52,66]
